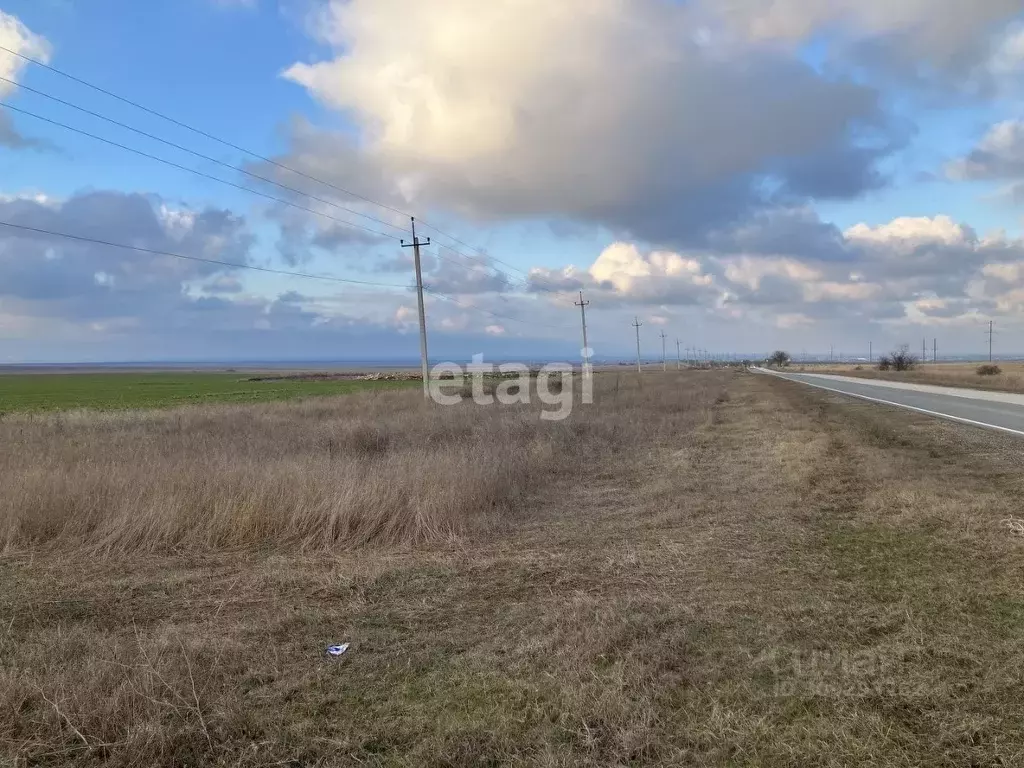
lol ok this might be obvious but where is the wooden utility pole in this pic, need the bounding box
[660,331,668,372]
[401,217,431,399]
[575,291,590,374]
[632,317,643,374]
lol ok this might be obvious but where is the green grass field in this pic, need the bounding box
[0,372,417,412]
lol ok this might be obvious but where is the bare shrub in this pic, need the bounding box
[977,364,1002,376]
[879,346,917,372]
[0,373,717,554]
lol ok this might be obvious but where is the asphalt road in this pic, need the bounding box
[755,368,1024,438]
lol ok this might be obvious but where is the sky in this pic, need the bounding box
[1,0,1024,363]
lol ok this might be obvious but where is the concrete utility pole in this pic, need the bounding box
[660,331,668,372]
[989,321,995,362]
[401,217,431,399]
[676,339,682,370]
[922,338,927,364]
[575,291,590,373]
[632,317,644,374]
[830,344,834,364]
[869,341,873,363]
[933,338,937,363]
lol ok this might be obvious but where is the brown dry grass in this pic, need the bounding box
[5,371,1024,766]
[804,361,1024,394]
[0,373,701,554]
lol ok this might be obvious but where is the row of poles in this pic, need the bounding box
[405,220,1003,399]
[629,317,719,373]
[833,322,997,366]
[405,217,725,398]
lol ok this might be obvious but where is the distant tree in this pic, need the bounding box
[767,350,792,368]
[879,345,916,372]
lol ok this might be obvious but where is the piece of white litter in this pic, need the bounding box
[326,643,350,657]
[1001,518,1024,536]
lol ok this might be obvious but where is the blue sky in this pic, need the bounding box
[1,0,1024,362]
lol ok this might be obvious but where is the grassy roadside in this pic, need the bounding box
[801,361,1024,395]
[4,371,1024,765]
[0,372,418,412]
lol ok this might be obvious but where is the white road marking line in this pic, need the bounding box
[757,370,1024,439]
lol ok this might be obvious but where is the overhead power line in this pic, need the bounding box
[0,44,409,217]
[420,222,557,289]
[2,89,564,299]
[0,220,568,330]
[0,101,402,242]
[0,75,409,236]
[433,242,568,296]
[0,44,573,296]
[0,46,578,338]
[0,220,407,288]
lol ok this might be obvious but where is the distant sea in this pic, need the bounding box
[0,357,613,374]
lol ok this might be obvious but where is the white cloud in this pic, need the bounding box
[277,0,890,244]
[948,120,1024,180]
[844,216,976,249]
[989,23,1024,75]
[696,0,1022,75]
[722,256,822,291]
[0,190,558,359]
[529,242,719,309]
[517,209,1024,343]
[589,243,711,294]
[982,262,1024,283]
[0,191,254,319]
[775,313,815,329]
[0,11,51,148]
[0,12,49,95]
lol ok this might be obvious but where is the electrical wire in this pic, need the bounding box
[0,220,408,288]
[0,101,402,242]
[0,222,572,330]
[0,44,410,216]
[0,75,409,236]
[0,44,573,295]
[0,46,579,332]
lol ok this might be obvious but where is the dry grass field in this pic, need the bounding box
[803,361,1024,393]
[4,370,1024,766]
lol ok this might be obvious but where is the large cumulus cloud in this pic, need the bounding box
[273,0,895,247]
